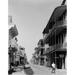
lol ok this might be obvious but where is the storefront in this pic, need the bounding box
[50,48,67,69]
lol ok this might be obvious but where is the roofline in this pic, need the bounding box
[42,5,67,34]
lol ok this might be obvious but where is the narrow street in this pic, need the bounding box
[8,0,67,75]
[12,63,66,75]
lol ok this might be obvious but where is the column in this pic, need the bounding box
[55,52,56,68]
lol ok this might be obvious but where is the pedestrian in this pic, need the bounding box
[51,62,56,73]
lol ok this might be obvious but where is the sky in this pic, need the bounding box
[8,0,63,61]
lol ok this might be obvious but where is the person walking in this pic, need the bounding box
[51,62,56,73]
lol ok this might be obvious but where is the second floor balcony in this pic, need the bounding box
[44,43,66,54]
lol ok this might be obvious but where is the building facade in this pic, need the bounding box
[42,3,67,69]
[32,39,46,65]
[8,16,27,71]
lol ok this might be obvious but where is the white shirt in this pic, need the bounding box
[52,63,55,68]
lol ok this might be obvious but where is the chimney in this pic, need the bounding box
[61,0,66,5]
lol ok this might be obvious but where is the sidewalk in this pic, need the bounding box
[12,71,25,75]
